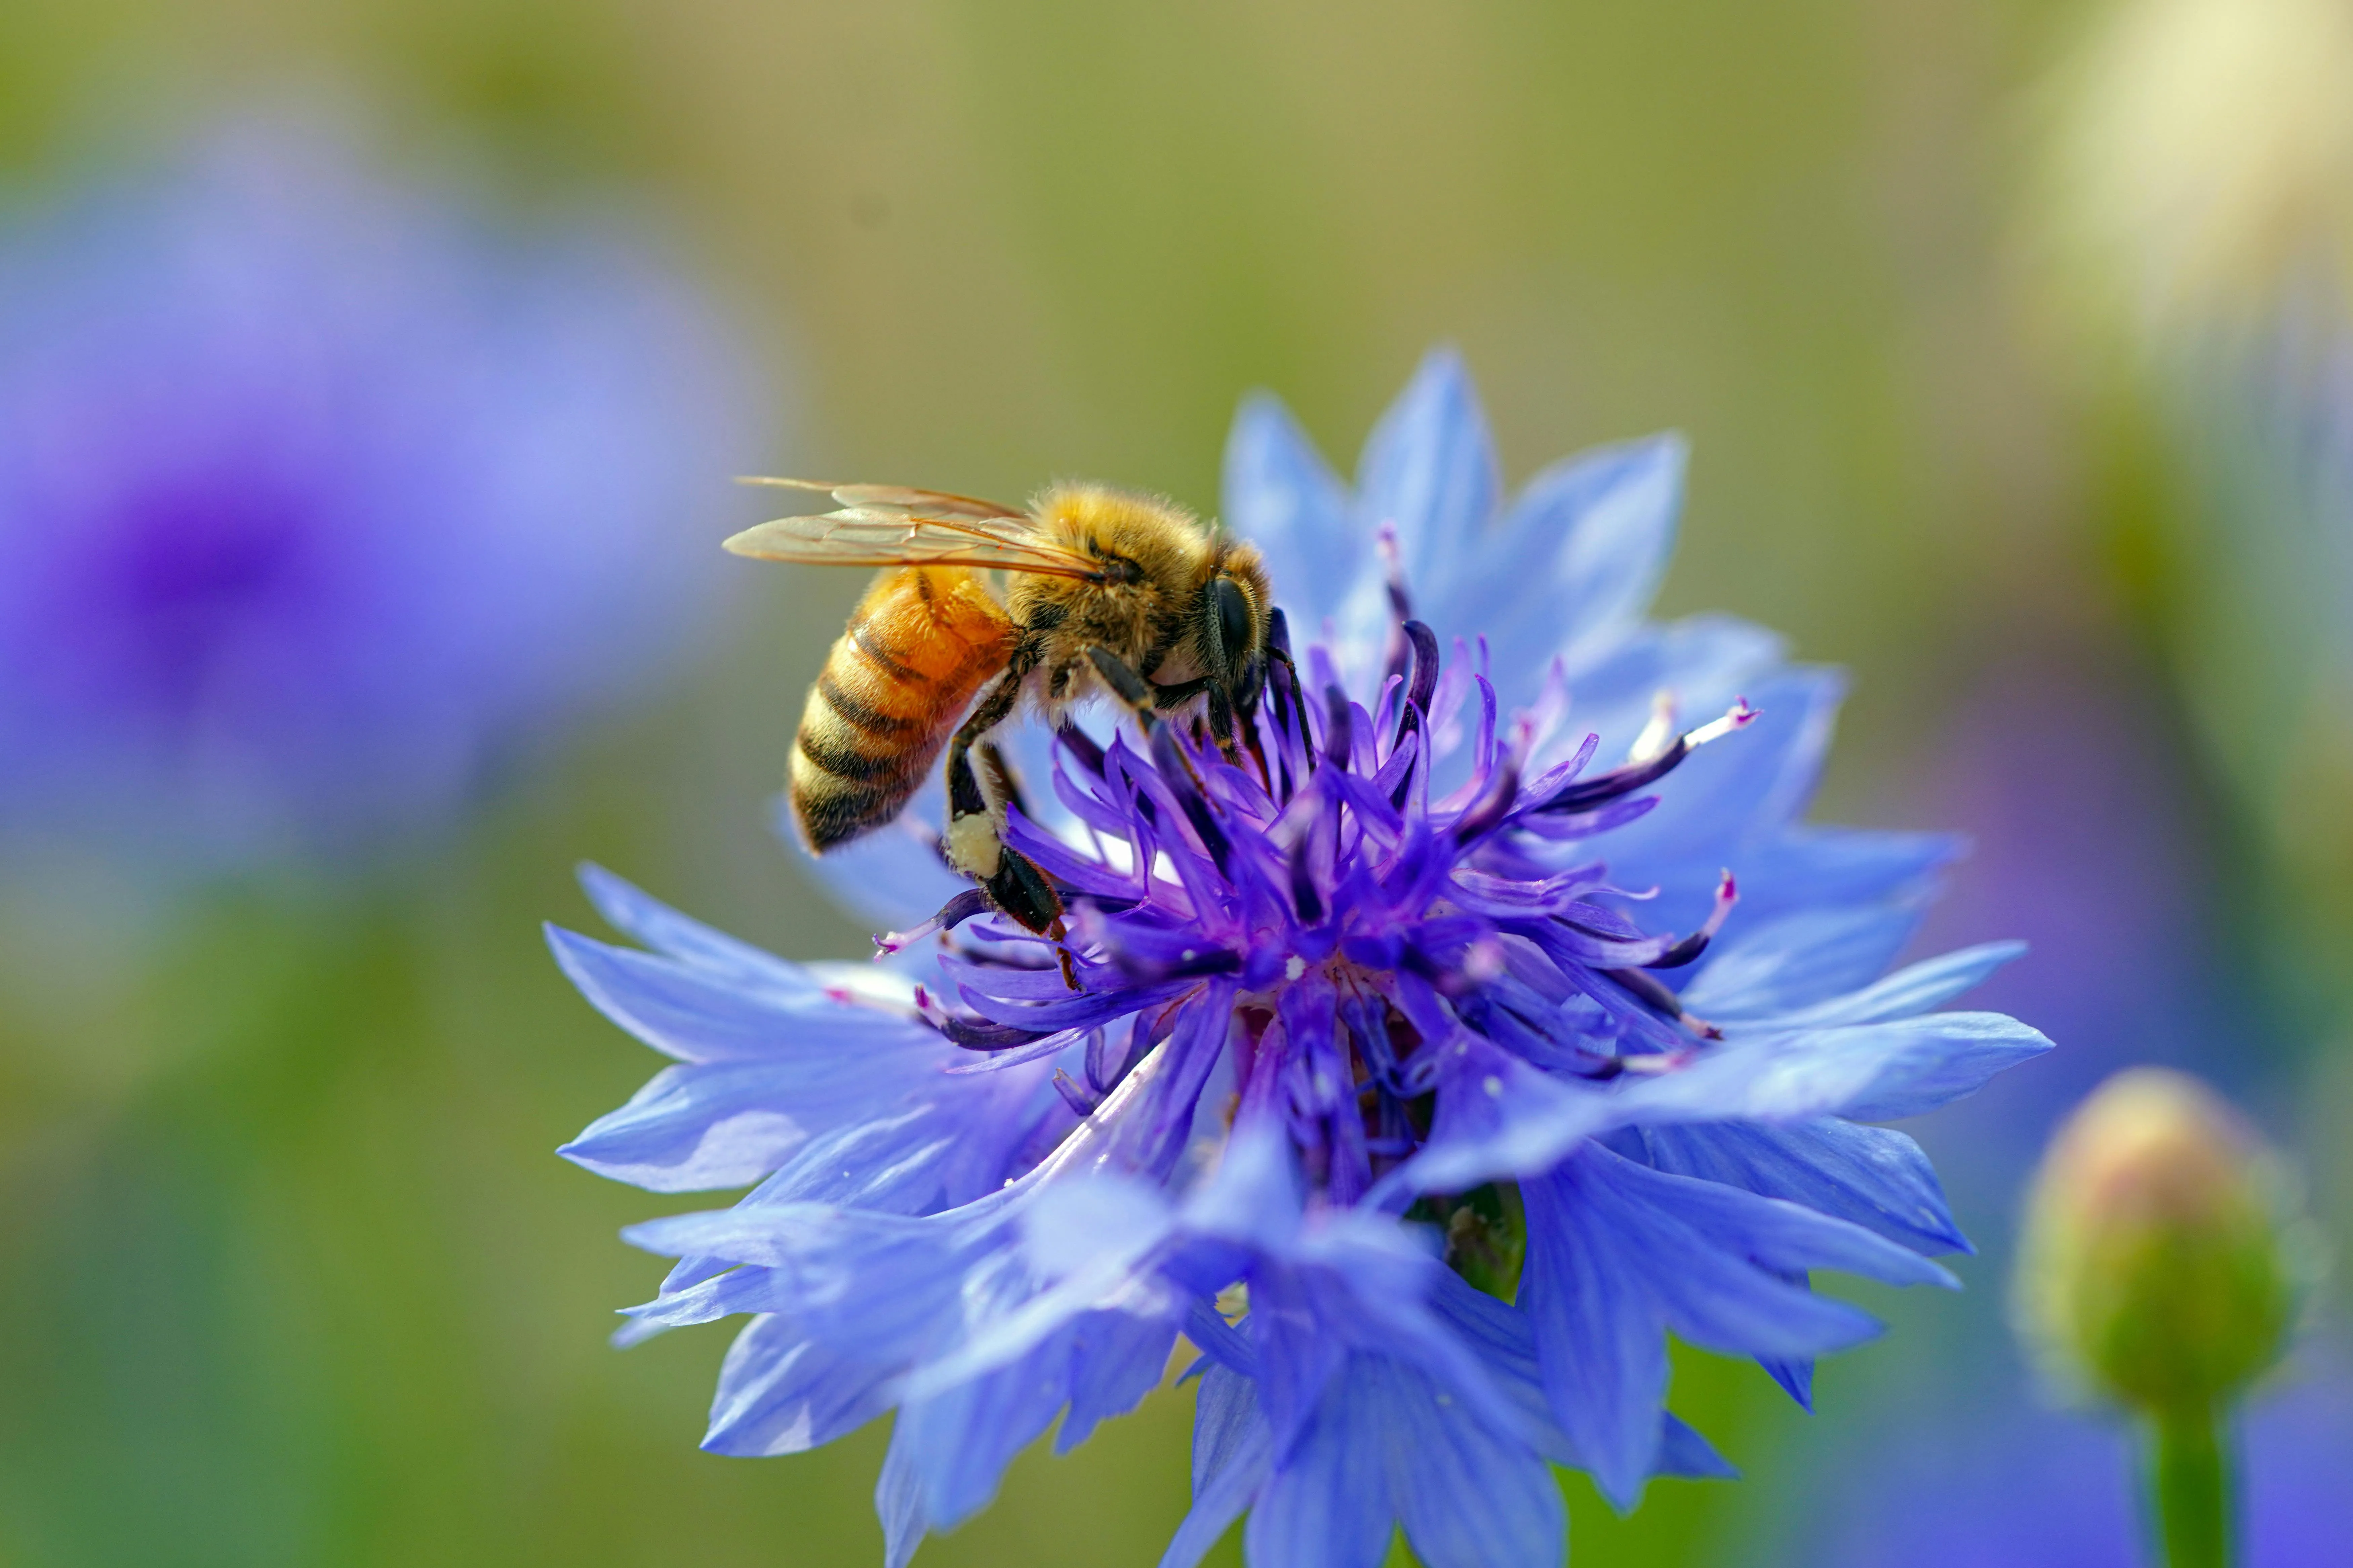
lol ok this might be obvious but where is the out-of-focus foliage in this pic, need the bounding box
[0,2,2343,1567]
[2034,0,2353,1037]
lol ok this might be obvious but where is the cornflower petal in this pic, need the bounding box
[1640,1120,1972,1257]
[1462,434,1687,682]
[1223,393,1363,640]
[1519,1144,1947,1509]
[1355,348,1500,620]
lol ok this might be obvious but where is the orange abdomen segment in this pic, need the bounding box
[790,566,1016,851]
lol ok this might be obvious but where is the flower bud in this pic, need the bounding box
[2015,1068,2300,1418]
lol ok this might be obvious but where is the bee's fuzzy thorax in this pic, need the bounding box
[1001,482,1224,712]
[1029,481,1209,580]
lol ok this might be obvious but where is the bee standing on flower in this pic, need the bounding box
[725,479,1273,935]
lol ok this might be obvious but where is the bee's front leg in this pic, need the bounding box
[1141,674,1243,763]
[1146,676,1210,710]
[1088,649,1220,796]
[1204,684,1241,765]
[1085,647,1162,727]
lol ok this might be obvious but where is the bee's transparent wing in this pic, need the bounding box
[737,477,1026,522]
[724,482,1101,579]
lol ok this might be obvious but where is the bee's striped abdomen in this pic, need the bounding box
[790,566,1015,852]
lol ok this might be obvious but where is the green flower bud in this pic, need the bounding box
[2015,1068,2300,1420]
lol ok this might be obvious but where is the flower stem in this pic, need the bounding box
[2144,1406,2231,1568]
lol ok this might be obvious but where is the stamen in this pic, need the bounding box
[1377,521,1413,624]
[1051,1068,1100,1117]
[1629,690,1679,764]
[1453,759,1522,844]
[1683,695,1757,747]
[874,888,991,957]
[1055,721,1108,778]
[1323,686,1354,768]
[1083,1025,1138,1095]
[1289,833,1324,922]
[914,982,1070,1049]
[1599,965,1723,1041]
[1400,620,1441,725]
[940,1014,1064,1050]
[1388,708,1420,810]
[1149,724,1233,875]
[1527,697,1760,817]
[1644,871,1738,970]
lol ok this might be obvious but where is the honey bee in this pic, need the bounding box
[725,479,1274,936]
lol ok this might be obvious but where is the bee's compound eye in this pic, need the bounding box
[1210,576,1255,667]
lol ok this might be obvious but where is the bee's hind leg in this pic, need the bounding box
[975,739,1029,821]
[943,646,1067,949]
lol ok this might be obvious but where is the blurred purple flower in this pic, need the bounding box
[0,121,763,862]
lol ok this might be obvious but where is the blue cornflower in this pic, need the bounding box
[0,119,759,863]
[554,352,2050,1568]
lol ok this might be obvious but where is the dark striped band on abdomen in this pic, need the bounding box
[815,671,920,737]
[794,780,910,849]
[847,619,925,684]
[795,725,910,785]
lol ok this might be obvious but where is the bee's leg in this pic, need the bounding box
[1204,683,1241,765]
[1147,676,1209,710]
[943,643,1066,942]
[972,740,1070,982]
[1141,674,1245,764]
[976,739,1029,822]
[1262,641,1312,772]
[960,733,1073,983]
[1086,647,1162,730]
[1088,648,1212,795]
[1138,620,1189,687]
[1233,655,1274,788]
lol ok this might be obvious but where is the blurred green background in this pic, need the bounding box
[1,1,2346,1565]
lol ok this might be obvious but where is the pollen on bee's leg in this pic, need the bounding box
[944,808,1005,880]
